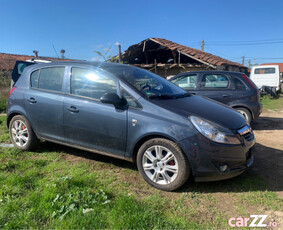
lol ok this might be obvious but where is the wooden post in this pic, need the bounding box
[154,59,157,73]
[172,51,177,64]
[201,40,204,51]
[143,41,148,64]
[118,44,122,63]
[242,56,245,66]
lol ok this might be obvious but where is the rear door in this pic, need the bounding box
[24,66,66,141]
[63,66,127,156]
[196,73,236,104]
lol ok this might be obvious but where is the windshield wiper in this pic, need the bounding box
[148,93,191,99]
[148,94,175,99]
[175,93,191,98]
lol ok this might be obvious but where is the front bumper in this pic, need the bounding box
[178,131,255,182]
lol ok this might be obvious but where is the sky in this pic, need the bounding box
[1,0,283,66]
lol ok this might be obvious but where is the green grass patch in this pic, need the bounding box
[0,95,7,114]
[261,94,283,111]
[0,114,282,229]
[0,116,9,143]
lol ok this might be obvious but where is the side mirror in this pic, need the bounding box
[100,93,126,108]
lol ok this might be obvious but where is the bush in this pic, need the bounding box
[0,71,11,113]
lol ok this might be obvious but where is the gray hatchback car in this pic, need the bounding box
[7,62,255,191]
[170,71,262,124]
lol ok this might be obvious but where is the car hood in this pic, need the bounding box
[151,95,246,130]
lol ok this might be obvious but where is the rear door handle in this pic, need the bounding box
[222,94,230,98]
[27,97,37,103]
[67,106,79,113]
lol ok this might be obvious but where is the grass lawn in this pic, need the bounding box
[0,115,283,229]
[0,86,9,114]
[260,94,283,111]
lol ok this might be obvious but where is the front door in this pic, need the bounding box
[63,67,127,156]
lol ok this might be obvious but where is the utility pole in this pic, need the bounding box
[201,40,204,51]
[248,59,251,69]
[242,56,245,66]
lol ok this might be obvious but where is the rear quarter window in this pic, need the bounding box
[233,77,247,90]
[30,70,39,87]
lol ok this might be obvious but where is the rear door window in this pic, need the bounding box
[31,67,65,92]
[171,74,197,90]
[200,74,229,89]
[38,67,65,92]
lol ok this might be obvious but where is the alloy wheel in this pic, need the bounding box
[11,120,29,147]
[142,145,179,185]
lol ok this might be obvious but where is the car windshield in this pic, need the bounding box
[105,66,188,99]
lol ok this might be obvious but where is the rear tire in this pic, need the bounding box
[236,108,252,124]
[137,138,190,191]
[9,115,39,151]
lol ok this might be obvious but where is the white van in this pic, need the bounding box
[250,65,281,92]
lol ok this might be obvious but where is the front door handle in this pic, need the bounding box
[27,97,37,103]
[222,94,230,98]
[67,106,79,113]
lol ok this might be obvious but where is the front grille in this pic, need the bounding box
[238,125,254,142]
[242,132,254,142]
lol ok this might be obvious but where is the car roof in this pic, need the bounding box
[175,70,243,75]
[26,60,127,69]
[22,61,136,80]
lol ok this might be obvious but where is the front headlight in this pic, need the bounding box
[190,116,241,145]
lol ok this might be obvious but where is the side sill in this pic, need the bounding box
[41,137,134,162]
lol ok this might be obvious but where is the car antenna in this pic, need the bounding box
[52,44,60,58]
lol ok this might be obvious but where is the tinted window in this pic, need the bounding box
[30,70,39,88]
[37,67,65,92]
[200,74,229,89]
[121,89,141,108]
[254,68,275,74]
[233,77,246,90]
[171,74,197,90]
[71,67,117,100]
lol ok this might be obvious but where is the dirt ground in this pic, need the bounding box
[251,110,283,196]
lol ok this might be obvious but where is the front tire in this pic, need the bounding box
[9,115,38,151]
[137,138,190,191]
[236,108,252,124]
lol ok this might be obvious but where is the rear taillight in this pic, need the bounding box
[8,86,17,98]
[240,74,258,90]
